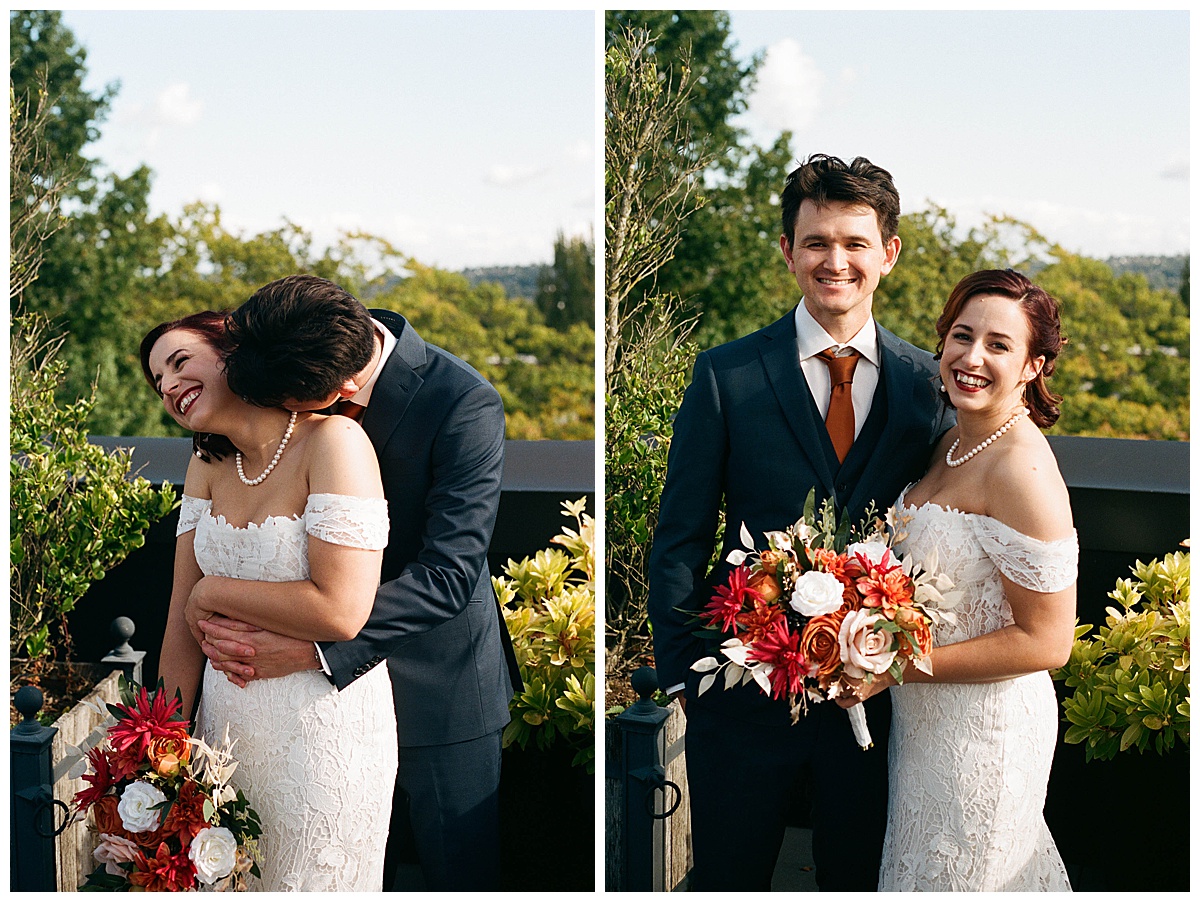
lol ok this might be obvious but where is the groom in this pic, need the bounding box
[648,154,952,890]
[187,275,520,891]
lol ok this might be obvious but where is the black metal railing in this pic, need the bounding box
[70,439,595,684]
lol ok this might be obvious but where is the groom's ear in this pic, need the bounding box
[880,235,902,275]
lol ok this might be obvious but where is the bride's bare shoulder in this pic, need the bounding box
[984,424,1073,541]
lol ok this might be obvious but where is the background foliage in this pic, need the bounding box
[603,11,1190,705]
[495,499,596,772]
[10,10,594,442]
[1055,553,1190,761]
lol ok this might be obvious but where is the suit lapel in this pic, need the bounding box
[758,310,836,495]
[846,325,919,513]
[361,310,426,452]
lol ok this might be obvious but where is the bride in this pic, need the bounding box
[141,311,397,891]
[841,269,1076,891]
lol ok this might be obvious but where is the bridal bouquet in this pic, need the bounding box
[72,677,261,891]
[690,491,957,749]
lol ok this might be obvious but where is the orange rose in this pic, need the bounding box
[147,735,190,777]
[91,794,127,838]
[799,611,846,687]
[758,549,789,574]
[747,571,782,603]
[897,616,934,660]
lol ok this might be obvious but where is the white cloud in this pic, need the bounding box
[930,194,1188,258]
[484,163,549,187]
[747,38,825,133]
[1161,156,1188,180]
[153,83,203,127]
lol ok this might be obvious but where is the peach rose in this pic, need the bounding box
[799,611,846,687]
[838,608,897,679]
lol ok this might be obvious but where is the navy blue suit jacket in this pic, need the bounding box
[319,310,518,747]
[648,309,952,715]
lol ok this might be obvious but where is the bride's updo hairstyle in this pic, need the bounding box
[140,310,238,461]
[934,269,1067,428]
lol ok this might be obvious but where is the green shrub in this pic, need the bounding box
[10,313,178,665]
[495,498,595,772]
[1054,551,1190,761]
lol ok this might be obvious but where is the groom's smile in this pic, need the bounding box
[780,199,902,342]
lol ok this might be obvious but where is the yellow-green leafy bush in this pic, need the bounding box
[495,498,595,772]
[1055,552,1190,761]
[10,313,178,664]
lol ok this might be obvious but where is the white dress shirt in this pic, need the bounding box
[793,301,880,440]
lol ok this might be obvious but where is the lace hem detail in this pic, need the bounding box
[305,493,389,550]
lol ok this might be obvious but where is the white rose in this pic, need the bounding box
[117,781,167,833]
[93,833,141,876]
[189,825,239,885]
[789,569,845,617]
[838,608,897,678]
[845,541,892,569]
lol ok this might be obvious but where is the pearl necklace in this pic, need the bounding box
[945,407,1028,468]
[236,410,297,486]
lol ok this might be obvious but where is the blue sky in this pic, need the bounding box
[726,9,1189,259]
[46,9,1191,268]
[59,10,596,271]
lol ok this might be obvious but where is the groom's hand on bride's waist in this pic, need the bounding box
[197,615,320,686]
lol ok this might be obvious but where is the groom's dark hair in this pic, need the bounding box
[780,154,901,247]
[223,275,376,407]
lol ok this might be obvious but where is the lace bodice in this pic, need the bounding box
[894,496,1077,646]
[178,493,389,581]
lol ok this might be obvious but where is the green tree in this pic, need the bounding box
[9,10,115,206]
[604,10,758,167]
[535,230,594,329]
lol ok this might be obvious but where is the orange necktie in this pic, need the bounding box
[816,348,860,463]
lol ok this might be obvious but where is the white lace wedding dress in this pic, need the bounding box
[179,493,398,892]
[878,494,1076,891]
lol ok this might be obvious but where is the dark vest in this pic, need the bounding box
[801,362,889,515]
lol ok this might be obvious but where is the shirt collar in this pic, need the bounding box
[793,300,880,367]
[347,318,397,407]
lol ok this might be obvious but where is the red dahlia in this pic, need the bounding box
[107,687,190,779]
[748,620,810,701]
[129,842,196,892]
[703,565,763,635]
[72,745,118,811]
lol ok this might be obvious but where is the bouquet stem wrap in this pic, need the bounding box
[848,705,872,750]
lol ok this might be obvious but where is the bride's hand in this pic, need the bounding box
[834,671,896,708]
[198,614,322,685]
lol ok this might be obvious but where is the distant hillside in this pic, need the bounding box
[462,264,542,301]
[1105,254,1188,293]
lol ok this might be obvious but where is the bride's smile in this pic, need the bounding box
[940,292,1044,425]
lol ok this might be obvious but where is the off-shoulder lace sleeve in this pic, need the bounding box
[177,494,211,536]
[970,516,1078,593]
[304,493,389,550]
